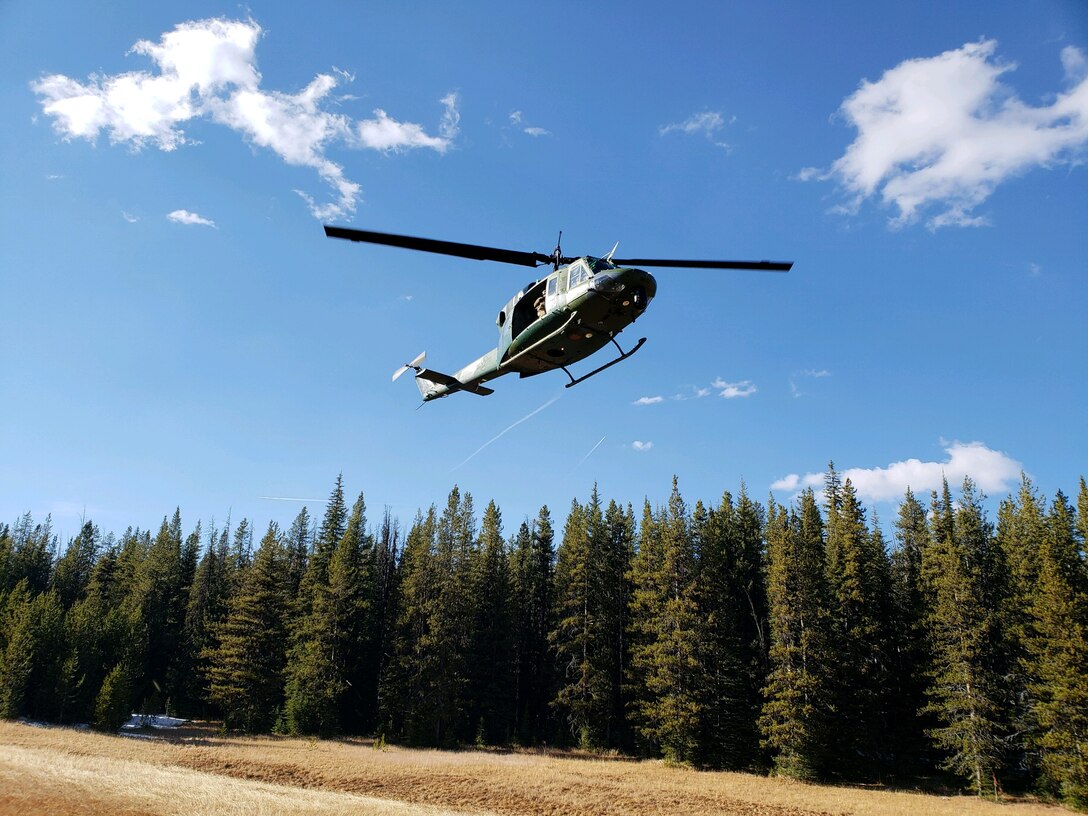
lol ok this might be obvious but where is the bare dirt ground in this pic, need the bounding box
[0,720,1067,816]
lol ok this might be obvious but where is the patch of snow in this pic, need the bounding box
[121,714,187,730]
[17,718,51,728]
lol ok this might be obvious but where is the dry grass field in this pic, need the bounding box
[0,719,1069,816]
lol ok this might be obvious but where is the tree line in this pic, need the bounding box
[1,469,1086,808]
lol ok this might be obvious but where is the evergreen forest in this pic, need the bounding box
[2,469,1087,809]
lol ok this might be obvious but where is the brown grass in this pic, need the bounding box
[0,720,1068,816]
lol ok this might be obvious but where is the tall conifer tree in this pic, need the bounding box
[1023,491,1088,807]
[628,479,704,764]
[511,506,555,744]
[205,522,289,731]
[760,491,834,780]
[923,478,1007,797]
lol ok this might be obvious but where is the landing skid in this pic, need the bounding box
[562,335,646,388]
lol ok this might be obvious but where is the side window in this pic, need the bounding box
[547,277,557,296]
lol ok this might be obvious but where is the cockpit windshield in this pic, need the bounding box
[568,260,589,288]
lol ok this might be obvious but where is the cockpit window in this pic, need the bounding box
[547,277,557,296]
[568,261,589,288]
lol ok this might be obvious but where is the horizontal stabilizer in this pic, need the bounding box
[416,368,460,387]
[414,368,494,399]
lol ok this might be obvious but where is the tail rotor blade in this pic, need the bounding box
[392,351,427,382]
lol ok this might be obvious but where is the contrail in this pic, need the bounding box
[574,435,607,471]
[451,393,562,472]
[257,496,329,503]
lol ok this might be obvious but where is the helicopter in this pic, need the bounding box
[324,225,792,403]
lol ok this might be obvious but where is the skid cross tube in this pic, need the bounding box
[562,334,647,388]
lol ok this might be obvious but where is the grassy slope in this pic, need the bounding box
[0,721,1067,816]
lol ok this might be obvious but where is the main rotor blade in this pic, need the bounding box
[609,257,793,272]
[325,226,552,268]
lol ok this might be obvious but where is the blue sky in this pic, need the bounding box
[2,1,1086,544]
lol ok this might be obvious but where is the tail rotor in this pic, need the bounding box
[392,351,427,382]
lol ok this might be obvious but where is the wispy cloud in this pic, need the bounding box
[712,378,756,399]
[635,378,754,403]
[122,211,139,223]
[509,109,551,137]
[632,440,653,452]
[801,40,1088,229]
[790,368,831,398]
[659,111,733,149]
[31,17,459,221]
[771,440,1022,503]
[167,208,215,227]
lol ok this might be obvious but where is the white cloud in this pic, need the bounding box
[771,440,1022,503]
[712,378,757,399]
[31,17,459,220]
[659,111,732,148]
[632,440,654,452]
[167,208,215,227]
[637,380,753,403]
[507,109,550,137]
[804,40,1088,229]
[122,211,139,223]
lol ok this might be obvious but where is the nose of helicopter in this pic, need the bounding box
[600,266,657,309]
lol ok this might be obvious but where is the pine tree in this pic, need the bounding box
[283,490,373,736]
[7,513,55,595]
[283,506,313,602]
[888,488,933,770]
[205,522,289,732]
[123,516,186,715]
[628,479,704,764]
[179,522,232,717]
[431,486,477,743]
[467,500,514,744]
[551,499,602,748]
[62,578,128,723]
[331,491,377,733]
[696,487,767,769]
[923,478,1007,797]
[1023,490,1088,807]
[51,520,100,609]
[995,475,1049,775]
[760,491,834,780]
[381,507,439,743]
[94,658,136,731]
[600,499,636,751]
[511,506,555,745]
[824,476,891,777]
[0,581,37,717]
[371,506,401,734]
